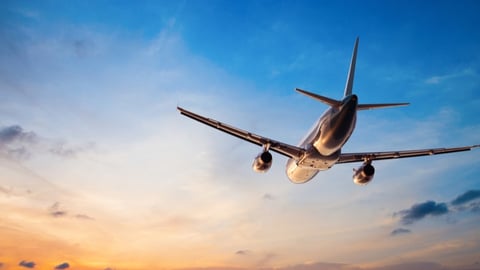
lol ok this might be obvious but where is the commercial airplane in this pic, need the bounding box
[177,38,479,184]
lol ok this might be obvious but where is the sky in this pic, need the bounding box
[1,0,480,269]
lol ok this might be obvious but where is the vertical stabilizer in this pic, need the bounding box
[344,37,359,97]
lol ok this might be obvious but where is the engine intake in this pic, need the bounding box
[353,162,375,185]
[252,151,273,173]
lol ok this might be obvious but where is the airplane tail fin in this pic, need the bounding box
[297,37,409,111]
[344,37,359,97]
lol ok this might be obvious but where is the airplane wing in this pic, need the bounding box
[177,106,306,159]
[338,145,480,164]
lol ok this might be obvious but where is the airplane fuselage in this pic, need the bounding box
[286,95,358,183]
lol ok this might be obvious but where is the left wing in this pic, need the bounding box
[177,106,306,159]
[338,145,480,164]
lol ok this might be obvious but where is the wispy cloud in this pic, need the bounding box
[177,261,464,270]
[451,190,480,206]
[47,202,95,221]
[281,262,353,270]
[235,250,250,256]
[48,202,68,218]
[0,125,92,160]
[74,214,95,221]
[0,125,37,159]
[0,185,12,196]
[0,125,37,144]
[256,253,277,268]
[390,227,411,236]
[424,68,477,85]
[262,193,275,200]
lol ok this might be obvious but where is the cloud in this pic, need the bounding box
[47,202,96,220]
[50,210,68,217]
[390,228,411,236]
[372,262,447,270]
[48,141,95,158]
[72,39,94,58]
[0,125,37,159]
[178,261,477,270]
[49,143,77,158]
[256,253,276,267]
[395,201,448,225]
[392,190,480,228]
[0,186,11,195]
[0,125,90,159]
[424,68,477,85]
[468,201,480,212]
[48,202,68,218]
[0,125,37,145]
[263,193,275,200]
[54,262,70,270]
[451,190,480,206]
[75,214,95,220]
[235,250,250,255]
[281,262,353,270]
[19,260,35,268]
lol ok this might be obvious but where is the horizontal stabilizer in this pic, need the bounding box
[357,102,410,110]
[295,88,342,107]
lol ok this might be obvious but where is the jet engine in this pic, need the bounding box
[353,162,375,185]
[252,151,273,173]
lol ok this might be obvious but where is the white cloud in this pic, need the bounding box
[424,68,477,85]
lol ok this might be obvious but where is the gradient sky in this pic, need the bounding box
[1,1,480,270]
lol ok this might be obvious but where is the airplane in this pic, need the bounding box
[177,37,479,185]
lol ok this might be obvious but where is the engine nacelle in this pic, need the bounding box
[353,162,375,185]
[252,151,273,173]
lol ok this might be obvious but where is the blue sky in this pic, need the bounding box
[1,1,480,270]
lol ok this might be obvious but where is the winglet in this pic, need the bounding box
[344,37,359,97]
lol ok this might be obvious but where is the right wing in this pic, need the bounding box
[177,106,306,160]
[338,145,480,164]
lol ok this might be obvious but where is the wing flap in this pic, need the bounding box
[338,145,479,164]
[177,106,306,159]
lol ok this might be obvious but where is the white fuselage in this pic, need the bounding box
[286,95,358,183]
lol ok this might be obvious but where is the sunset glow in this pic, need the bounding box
[1,1,480,270]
